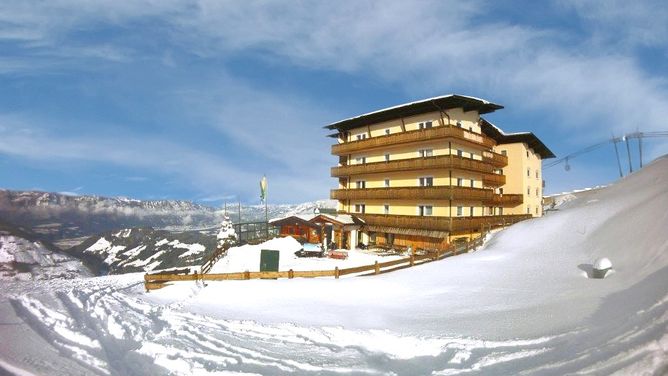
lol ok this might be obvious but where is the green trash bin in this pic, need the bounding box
[260,249,280,272]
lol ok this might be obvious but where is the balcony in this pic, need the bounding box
[482,173,506,186]
[332,154,501,179]
[358,213,532,234]
[331,126,497,155]
[482,150,508,167]
[331,186,523,206]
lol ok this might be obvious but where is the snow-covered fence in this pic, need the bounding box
[144,235,485,291]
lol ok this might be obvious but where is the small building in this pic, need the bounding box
[270,215,322,244]
[270,212,364,250]
[310,213,364,250]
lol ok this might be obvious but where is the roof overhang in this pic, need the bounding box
[480,118,556,159]
[324,94,503,132]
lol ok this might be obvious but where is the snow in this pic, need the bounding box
[1,156,668,374]
[208,236,401,273]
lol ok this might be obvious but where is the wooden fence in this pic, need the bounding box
[144,235,485,291]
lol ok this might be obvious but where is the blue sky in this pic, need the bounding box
[1,1,667,205]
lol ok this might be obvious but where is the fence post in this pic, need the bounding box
[335,266,340,279]
[288,269,294,279]
[410,254,415,266]
[374,261,380,275]
[244,270,250,280]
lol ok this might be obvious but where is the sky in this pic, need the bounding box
[1,0,667,205]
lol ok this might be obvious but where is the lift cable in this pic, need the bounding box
[544,130,668,171]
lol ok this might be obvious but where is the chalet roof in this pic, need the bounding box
[269,215,320,229]
[480,118,556,159]
[311,213,364,226]
[364,225,449,239]
[324,94,503,132]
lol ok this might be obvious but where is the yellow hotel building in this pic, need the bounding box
[326,94,555,250]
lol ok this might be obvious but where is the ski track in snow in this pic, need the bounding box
[2,273,667,375]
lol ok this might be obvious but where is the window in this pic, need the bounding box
[419,149,433,158]
[501,150,507,156]
[527,187,531,195]
[456,206,463,216]
[384,153,390,162]
[499,188,504,195]
[457,149,463,157]
[457,178,463,187]
[470,206,474,217]
[418,121,433,130]
[470,179,475,188]
[527,206,530,214]
[355,156,366,164]
[526,150,529,158]
[355,180,366,189]
[418,205,433,216]
[354,204,366,213]
[384,179,390,188]
[536,170,540,179]
[535,207,539,215]
[356,134,367,141]
[384,205,390,215]
[527,168,530,177]
[419,177,434,187]
[536,188,540,197]
[385,129,391,135]
[499,207,504,215]
[456,121,462,128]
[469,126,473,132]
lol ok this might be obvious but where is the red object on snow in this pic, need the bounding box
[328,250,348,260]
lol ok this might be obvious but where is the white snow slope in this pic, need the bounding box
[1,156,667,375]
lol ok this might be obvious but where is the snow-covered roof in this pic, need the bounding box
[480,118,556,159]
[269,214,316,224]
[325,94,503,131]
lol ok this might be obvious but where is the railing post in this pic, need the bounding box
[374,261,380,275]
[334,266,340,279]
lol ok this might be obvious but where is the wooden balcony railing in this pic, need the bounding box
[331,154,502,180]
[331,186,523,206]
[482,150,508,167]
[482,173,506,186]
[357,214,532,233]
[332,126,497,155]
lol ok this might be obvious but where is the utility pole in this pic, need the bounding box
[624,135,633,173]
[612,135,624,178]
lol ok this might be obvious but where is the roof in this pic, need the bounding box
[311,214,364,226]
[269,215,319,228]
[364,225,449,239]
[480,118,556,159]
[325,94,503,132]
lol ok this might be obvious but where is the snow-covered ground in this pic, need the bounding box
[1,156,668,375]
[209,236,402,273]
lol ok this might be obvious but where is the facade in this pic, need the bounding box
[326,94,554,250]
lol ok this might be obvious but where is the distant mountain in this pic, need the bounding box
[0,189,335,246]
[0,190,227,244]
[0,219,92,280]
[67,227,219,275]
